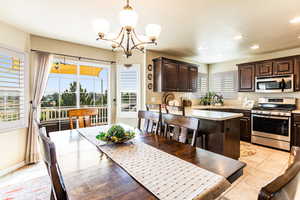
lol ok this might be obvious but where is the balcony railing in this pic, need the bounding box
[40,106,108,125]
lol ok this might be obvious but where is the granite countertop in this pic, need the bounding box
[191,105,253,111]
[187,110,244,121]
[292,110,300,114]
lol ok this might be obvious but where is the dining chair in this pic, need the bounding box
[258,146,300,200]
[68,108,98,129]
[165,105,186,116]
[137,110,161,135]
[162,113,199,146]
[38,127,69,200]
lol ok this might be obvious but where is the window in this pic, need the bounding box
[191,72,208,98]
[210,71,238,99]
[0,46,28,131]
[117,64,140,118]
[41,57,110,127]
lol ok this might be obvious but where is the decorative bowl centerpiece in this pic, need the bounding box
[96,125,136,144]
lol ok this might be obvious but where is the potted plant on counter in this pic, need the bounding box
[200,92,224,106]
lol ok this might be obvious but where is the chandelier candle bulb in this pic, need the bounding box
[120,7,138,30]
[146,24,162,41]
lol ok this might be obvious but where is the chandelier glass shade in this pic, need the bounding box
[94,0,161,58]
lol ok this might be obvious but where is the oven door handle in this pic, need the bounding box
[252,114,289,120]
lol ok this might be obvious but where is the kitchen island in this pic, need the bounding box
[186,109,243,159]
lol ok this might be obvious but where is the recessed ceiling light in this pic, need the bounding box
[233,35,243,40]
[290,17,300,24]
[298,35,300,39]
[250,44,260,50]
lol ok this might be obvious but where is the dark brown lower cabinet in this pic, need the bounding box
[240,117,251,142]
[293,124,300,147]
[204,108,251,142]
[292,114,300,147]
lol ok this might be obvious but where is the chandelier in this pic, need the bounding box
[94,0,161,58]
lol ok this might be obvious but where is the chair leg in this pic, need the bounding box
[50,189,55,200]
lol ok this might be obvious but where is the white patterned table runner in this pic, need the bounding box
[77,126,231,200]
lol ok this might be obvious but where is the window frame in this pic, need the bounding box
[0,44,29,133]
[116,64,141,118]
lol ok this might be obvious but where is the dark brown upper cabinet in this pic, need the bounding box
[256,61,273,77]
[237,55,300,92]
[178,64,190,92]
[238,64,255,92]
[273,58,294,75]
[153,57,198,92]
[163,60,178,91]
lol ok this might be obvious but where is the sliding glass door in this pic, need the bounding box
[41,57,111,130]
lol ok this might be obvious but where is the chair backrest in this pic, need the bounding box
[165,105,185,116]
[68,108,98,129]
[162,113,199,146]
[38,128,69,200]
[258,146,300,200]
[138,110,161,134]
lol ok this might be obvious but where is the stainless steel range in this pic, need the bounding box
[251,97,296,151]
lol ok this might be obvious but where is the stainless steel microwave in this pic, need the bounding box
[255,75,294,93]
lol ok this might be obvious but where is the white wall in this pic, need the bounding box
[0,21,30,171]
[209,47,300,106]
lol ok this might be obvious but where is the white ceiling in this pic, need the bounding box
[1,0,300,63]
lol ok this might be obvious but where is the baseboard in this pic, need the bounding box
[0,161,26,177]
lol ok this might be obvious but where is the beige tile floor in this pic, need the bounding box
[219,142,290,200]
[0,142,290,200]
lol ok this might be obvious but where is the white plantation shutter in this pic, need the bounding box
[117,64,140,118]
[0,46,28,131]
[198,73,208,94]
[210,71,237,99]
[192,72,208,98]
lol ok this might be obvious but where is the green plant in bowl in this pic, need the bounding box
[96,125,136,144]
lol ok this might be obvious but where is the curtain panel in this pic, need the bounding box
[25,52,53,164]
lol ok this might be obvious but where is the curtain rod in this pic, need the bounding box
[30,49,116,64]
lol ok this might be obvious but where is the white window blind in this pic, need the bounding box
[198,73,208,94]
[192,72,208,98]
[210,71,237,99]
[0,46,27,131]
[117,64,140,118]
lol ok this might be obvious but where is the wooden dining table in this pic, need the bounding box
[50,124,246,200]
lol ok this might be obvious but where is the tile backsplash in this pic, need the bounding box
[224,92,300,108]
